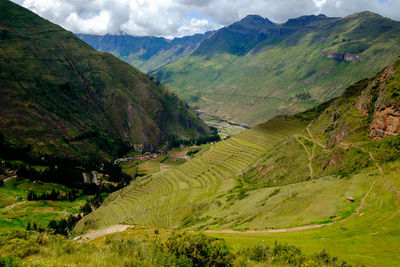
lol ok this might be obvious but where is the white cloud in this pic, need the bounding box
[11,0,400,38]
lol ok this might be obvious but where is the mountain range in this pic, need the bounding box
[79,12,400,126]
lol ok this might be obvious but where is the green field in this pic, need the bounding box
[209,162,400,266]
[0,179,87,233]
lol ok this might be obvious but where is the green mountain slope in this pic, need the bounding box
[154,12,400,125]
[0,0,212,161]
[76,32,212,73]
[74,55,400,251]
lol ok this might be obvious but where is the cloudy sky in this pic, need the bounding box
[11,0,400,38]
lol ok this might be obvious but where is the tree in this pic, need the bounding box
[27,190,37,201]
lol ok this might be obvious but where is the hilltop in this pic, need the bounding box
[73,57,400,265]
[0,0,213,162]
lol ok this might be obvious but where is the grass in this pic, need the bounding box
[0,179,88,233]
[208,163,400,266]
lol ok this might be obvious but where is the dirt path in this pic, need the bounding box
[4,175,17,182]
[368,152,383,176]
[207,223,335,235]
[3,201,26,209]
[355,149,383,214]
[295,136,314,178]
[298,127,327,150]
[76,225,132,242]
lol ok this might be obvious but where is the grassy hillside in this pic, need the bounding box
[72,57,400,265]
[154,12,400,126]
[0,0,212,162]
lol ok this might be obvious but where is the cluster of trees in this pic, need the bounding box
[0,132,133,190]
[16,162,86,188]
[79,193,104,216]
[14,160,133,190]
[26,222,45,232]
[186,148,201,157]
[47,213,82,236]
[0,161,6,175]
[27,189,80,201]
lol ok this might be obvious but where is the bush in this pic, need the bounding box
[108,239,192,267]
[238,244,270,262]
[165,233,234,267]
[1,238,40,259]
[237,242,350,266]
[0,256,21,267]
[271,242,306,265]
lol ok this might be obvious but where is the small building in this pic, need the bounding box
[347,196,355,202]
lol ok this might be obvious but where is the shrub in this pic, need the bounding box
[1,238,40,259]
[238,244,271,262]
[165,233,234,267]
[271,242,306,265]
[108,239,192,267]
[0,256,21,267]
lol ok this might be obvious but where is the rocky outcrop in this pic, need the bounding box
[380,66,395,86]
[320,51,365,62]
[370,106,400,139]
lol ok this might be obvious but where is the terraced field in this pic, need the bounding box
[74,118,306,233]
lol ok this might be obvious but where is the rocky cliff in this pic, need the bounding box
[367,60,400,139]
[370,106,400,139]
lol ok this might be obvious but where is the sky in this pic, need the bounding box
[11,0,400,39]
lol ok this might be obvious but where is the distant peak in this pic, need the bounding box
[237,14,273,25]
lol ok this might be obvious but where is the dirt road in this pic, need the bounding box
[76,225,132,242]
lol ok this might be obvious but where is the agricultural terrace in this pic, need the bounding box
[74,118,305,233]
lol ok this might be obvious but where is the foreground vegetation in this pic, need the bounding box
[0,229,349,266]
